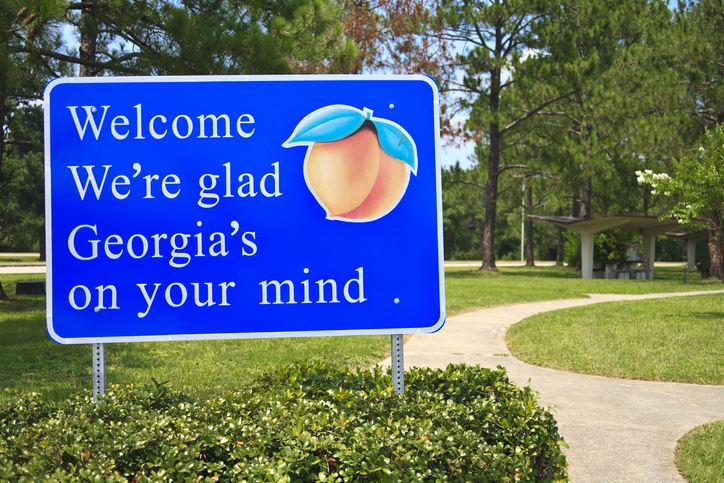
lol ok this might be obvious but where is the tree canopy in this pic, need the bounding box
[441,0,724,277]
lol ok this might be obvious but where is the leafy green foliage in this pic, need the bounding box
[566,229,646,267]
[673,0,724,130]
[434,0,571,271]
[0,102,44,251]
[442,161,565,263]
[593,230,636,262]
[0,362,569,482]
[638,126,724,228]
[74,0,355,76]
[637,124,724,278]
[562,231,579,268]
[441,163,484,260]
[1,1,66,254]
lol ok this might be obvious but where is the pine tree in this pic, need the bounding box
[513,0,694,271]
[1,0,352,300]
[435,0,576,271]
[1,0,65,300]
[672,0,724,278]
[527,0,687,214]
[675,0,724,128]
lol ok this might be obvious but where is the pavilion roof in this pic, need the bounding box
[664,230,709,242]
[526,213,708,235]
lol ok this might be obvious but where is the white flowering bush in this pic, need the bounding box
[636,170,672,198]
[636,125,724,227]
[636,125,724,279]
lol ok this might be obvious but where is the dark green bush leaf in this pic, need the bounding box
[0,363,568,482]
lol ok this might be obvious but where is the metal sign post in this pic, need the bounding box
[93,342,106,401]
[391,334,405,394]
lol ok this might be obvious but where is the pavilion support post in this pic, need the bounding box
[641,234,656,280]
[687,239,696,272]
[580,232,595,279]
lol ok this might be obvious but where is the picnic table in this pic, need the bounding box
[594,260,652,280]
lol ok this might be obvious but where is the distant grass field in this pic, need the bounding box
[0,255,41,263]
[445,264,721,316]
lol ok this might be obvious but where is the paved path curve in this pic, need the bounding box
[381,290,724,483]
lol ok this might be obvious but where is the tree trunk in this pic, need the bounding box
[525,185,535,266]
[556,208,564,266]
[79,5,96,77]
[479,132,499,272]
[479,66,502,273]
[0,281,9,301]
[708,213,724,280]
[581,176,591,219]
[572,187,581,270]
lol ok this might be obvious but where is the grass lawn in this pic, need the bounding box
[0,273,389,401]
[506,294,724,385]
[0,255,41,263]
[445,264,721,316]
[493,271,723,482]
[676,420,724,483]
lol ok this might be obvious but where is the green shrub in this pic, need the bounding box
[0,362,568,482]
[563,231,580,267]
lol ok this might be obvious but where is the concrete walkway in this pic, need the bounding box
[0,265,46,274]
[381,290,724,483]
[0,253,45,274]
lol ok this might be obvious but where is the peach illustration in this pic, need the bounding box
[283,105,417,222]
[305,126,381,216]
[339,147,409,220]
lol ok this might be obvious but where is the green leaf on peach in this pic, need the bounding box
[283,105,366,146]
[372,119,417,173]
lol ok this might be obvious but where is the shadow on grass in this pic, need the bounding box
[0,257,41,263]
[678,311,724,319]
[446,264,721,283]
[445,266,581,280]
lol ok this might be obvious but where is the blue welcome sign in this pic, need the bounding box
[44,75,445,344]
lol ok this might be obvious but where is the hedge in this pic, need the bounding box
[0,362,569,482]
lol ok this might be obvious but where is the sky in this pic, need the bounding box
[441,140,476,170]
